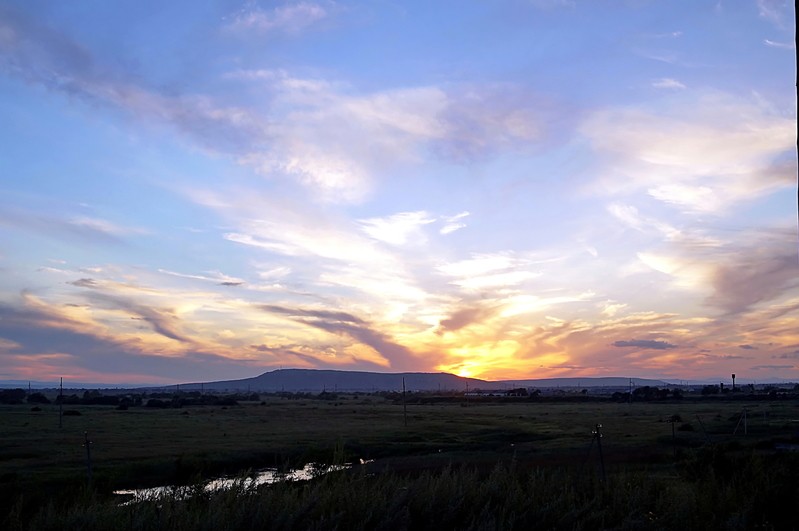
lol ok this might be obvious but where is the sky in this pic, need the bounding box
[0,0,796,385]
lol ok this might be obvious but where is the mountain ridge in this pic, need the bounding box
[179,368,671,392]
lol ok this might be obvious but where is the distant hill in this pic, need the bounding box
[181,369,489,392]
[178,369,672,393]
[497,377,669,388]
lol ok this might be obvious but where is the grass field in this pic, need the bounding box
[2,393,799,529]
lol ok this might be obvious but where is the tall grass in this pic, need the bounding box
[9,449,798,531]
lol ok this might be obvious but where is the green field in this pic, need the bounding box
[2,393,799,529]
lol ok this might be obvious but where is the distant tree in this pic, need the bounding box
[701,385,720,395]
[611,391,630,402]
[0,388,26,404]
[145,398,169,408]
[27,392,50,404]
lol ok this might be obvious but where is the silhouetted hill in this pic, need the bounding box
[498,377,668,388]
[181,369,489,392]
[178,370,675,393]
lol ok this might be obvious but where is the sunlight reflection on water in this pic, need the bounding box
[113,462,357,505]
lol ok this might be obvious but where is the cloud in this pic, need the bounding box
[231,73,552,202]
[739,344,757,350]
[764,39,795,49]
[612,339,677,350]
[750,364,794,371]
[83,292,193,344]
[437,306,498,334]
[259,304,420,370]
[0,295,249,383]
[2,9,553,206]
[652,78,686,90]
[607,203,682,239]
[68,278,99,288]
[707,238,799,315]
[259,304,365,324]
[757,0,789,28]
[158,269,245,286]
[437,252,542,292]
[440,211,470,235]
[583,91,796,213]
[0,207,140,245]
[0,7,267,155]
[225,2,330,34]
[359,211,435,246]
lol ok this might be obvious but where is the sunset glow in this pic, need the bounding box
[0,1,796,384]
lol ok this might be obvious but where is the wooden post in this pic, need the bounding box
[670,418,677,458]
[83,431,93,487]
[593,424,606,482]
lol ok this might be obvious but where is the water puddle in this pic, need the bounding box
[113,462,354,504]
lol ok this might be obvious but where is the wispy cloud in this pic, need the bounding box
[437,305,499,334]
[707,234,799,315]
[158,269,245,286]
[764,39,795,49]
[83,292,194,344]
[259,304,421,370]
[1,8,553,207]
[437,252,542,292]
[757,0,790,28]
[440,211,470,235]
[0,207,142,245]
[583,90,795,213]
[0,294,251,383]
[359,211,435,246]
[613,339,677,350]
[652,78,686,90]
[225,2,331,34]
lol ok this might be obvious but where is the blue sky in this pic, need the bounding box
[0,0,796,384]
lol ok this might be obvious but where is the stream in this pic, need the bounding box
[113,462,356,504]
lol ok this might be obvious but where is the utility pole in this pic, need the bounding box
[59,377,63,429]
[402,377,408,428]
[628,378,633,404]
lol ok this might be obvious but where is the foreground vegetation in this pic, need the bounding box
[8,450,799,530]
[2,390,799,529]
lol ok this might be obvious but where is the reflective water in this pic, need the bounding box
[113,462,351,504]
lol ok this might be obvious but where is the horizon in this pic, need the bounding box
[1,367,796,391]
[0,1,797,385]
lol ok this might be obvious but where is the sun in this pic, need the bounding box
[455,367,474,378]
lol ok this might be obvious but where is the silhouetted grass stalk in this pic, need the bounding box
[8,449,798,530]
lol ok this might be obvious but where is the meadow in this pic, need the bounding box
[2,391,799,529]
